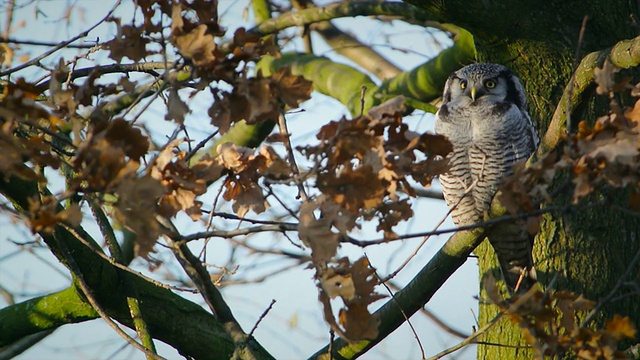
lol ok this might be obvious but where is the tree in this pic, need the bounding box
[1,0,639,359]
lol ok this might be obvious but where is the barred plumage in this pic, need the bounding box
[434,63,539,293]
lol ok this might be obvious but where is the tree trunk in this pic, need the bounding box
[407,1,640,358]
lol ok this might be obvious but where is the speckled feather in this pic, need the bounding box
[434,63,539,293]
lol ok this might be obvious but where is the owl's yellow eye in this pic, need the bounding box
[460,81,467,90]
[485,79,497,89]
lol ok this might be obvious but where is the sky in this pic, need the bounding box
[0,1,479,359]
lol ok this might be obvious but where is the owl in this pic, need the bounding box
[434,63,539,293]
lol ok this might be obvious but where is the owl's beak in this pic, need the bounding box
[470,86,477,102]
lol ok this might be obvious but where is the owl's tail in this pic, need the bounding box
[487,222,538,295]
[500,257,537,295]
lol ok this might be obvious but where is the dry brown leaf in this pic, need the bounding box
[298,200,340,262]
[27,196,82,234]
[605,315,637,340]
[74,119,148,191]
[165,88,190,123]
[624,98,640,122]
[216,142,251,171]
[172,23,217,67]
[106,20,150,62]
[226,180,269,217]
[332,257,384,341]
[339,303,380,341]
[49,59,77,113]
[594,60,620,96]
[151,140,223,220]
[259,146,291,180]
[367,96,406,121]
[208,94,232,134]
[113,176,166,258]
[236,77,277,124]
[321,270,356,301]
[270,67,312,108]
[318,166,385,213]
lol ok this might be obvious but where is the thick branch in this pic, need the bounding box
[377,25,475,106]
[0,174,273,359]
[0,287,97,346]
[248,2,440,38]
[313,21,402,80]
[542,33,640,155]
[259,26,474,116]
[309,228,485,359]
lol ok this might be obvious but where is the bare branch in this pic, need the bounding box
[179,223,297,242]
[426,313,504,360]
[247,299,276,339]
[0,0,122,77]
[0,37,96,49]
[413,187,444,200]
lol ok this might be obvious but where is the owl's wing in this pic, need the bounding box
[435,108,483,226]
[439,156,482,225]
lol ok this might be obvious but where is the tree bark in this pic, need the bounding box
[406,1,640,358]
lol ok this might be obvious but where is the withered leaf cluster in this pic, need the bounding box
[499,61,640,219]
[321,257,385,341]
[209,67,312,133]
[487,282,636,359]
[27,196,82,234]
[300,199,384,340]
[299,96,451,239]
[0,80,62,181]
[217,143,292,217]
[294,97,452,341]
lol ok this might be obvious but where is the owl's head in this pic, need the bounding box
[442,63,527,110]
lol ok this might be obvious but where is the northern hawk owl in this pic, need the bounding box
[434,63,539,293]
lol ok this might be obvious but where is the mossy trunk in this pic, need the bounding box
[407,0,640,358]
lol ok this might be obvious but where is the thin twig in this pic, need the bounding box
[382,180,477,282]
[159,217,257,357]
[345,201,603,247]
[185,130,219,162]
[360,85,367,116]
[276,110,308,201]
[247,299,276,339]
[369,254,426,359]
[263,184,300,220]
[228,238,308,260]
[179,223,296,242]
[386,281,470,339]
[426,312,504,360]
[0,36,97,49]
[565,15,589,135]
[60,224,197,293]
[36,62,168,91]
[88,200,157,357]
[413,187,445,200]
[209,211,296,226]
[218,262,304,286]
[0,0,122,77]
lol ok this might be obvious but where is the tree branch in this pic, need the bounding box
[247,2,440,38]
[309,227,486,359]
[0,37,96,49]
[0,0,121,77]
[0,174,272,359]
[542,33,640,155]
